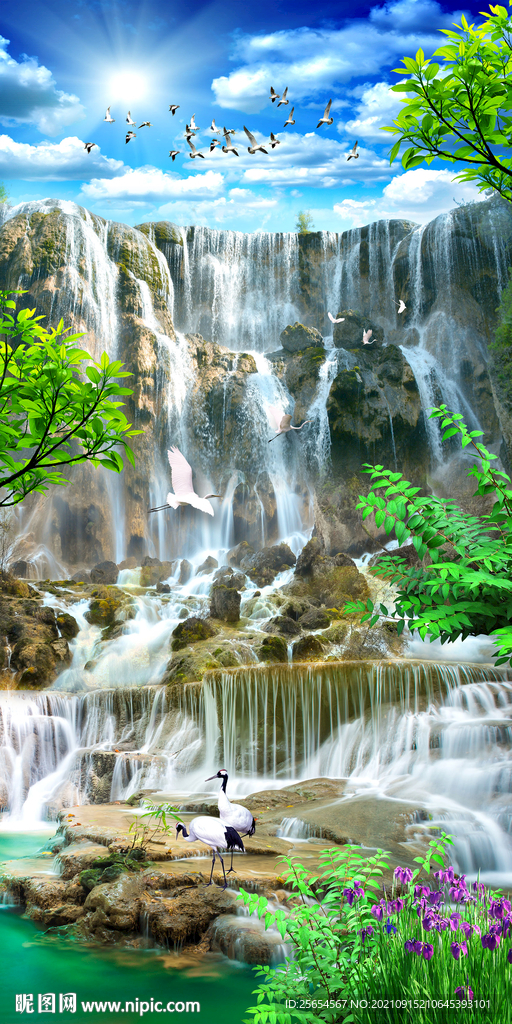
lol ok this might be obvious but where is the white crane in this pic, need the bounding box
[395,299,407,314]
[362,328,374,345]
[328,312,345,324]
[147,447,221,516]
[267,406,311,442]
[206,769,256,873]
[175,817,245,889]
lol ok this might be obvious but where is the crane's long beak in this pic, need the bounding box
[147,504,170,513]
[205,775,218,781]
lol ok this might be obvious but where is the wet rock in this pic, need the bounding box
[171,616,219,651]
[83,873,145,933]
[90,561,119,585]
[156,581,170,594]
[117,557,138,571]
[58,841,113,881]
[142,556,162,567]
[11,639,59,688]
[263,616,301,638]
[209,585,241,623]
[280,322,324,353]
[227,541,254,567]
[210,913,287,964]
[241,544,296,587]
[140,560,175,586]
[51,637,72,665]
[10,560,28,578]
[142,885,238,947]
[286,563,369,610]
[56,612,79,639]
[196,555,218,575]
[332,309,384,350]
[295,537,324,576]
[178,559,193,585]
[299,608,332,630]
[213,566,246,589]
[292,635,326,661]
[71,571,91,584]
[85,587,125,627]
[257,635,288,663]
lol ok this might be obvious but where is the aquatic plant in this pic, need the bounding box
[239,833,512,1023]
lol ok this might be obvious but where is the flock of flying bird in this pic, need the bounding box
[83,86,361,163]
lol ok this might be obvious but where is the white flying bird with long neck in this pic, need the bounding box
[103,106,115,123]
[126,111,136,125]
[268,406,311,442]
[362,328,374,345]
[147,448,221,516]
[328,312,345,324]
[395,299,407,313]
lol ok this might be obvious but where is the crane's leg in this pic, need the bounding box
[206,851,216,886]
[227,849,235,873]
[218,852,228,889]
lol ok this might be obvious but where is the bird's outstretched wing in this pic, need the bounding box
[167,447,194,497]
[244,126,257,146]
[268,405,284,430]
[323,99,332,118]
[280,414,292,429]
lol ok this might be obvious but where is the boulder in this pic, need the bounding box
[195,555,218,576]
[140,560,175,586]
[257,635,288,663]
[299,608,332,630]
[156,581,170,594]
[292,635,326,661]
[332,309,384,350]
[280,322,324,353]
[85,586,127,627]
[240,544,296,587]
[71,571,91,584]
[117,557,138,571]
[178,559,193,584]
[209,585,241,623]
[227,541,254,567]
[56,612,79,639]
[90,561,119,585]
[263,615,301,638]
[171,616,219,651]
[141,556,162,567]
[213,566,246,589]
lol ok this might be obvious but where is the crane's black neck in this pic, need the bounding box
[220,774,228,793]
[177,823,189,838]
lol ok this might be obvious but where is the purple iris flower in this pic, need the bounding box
[395,898,405,913]
[460,921,480,939]
[450,941,468,961]
[422,942,434,960]
[482,930,501,951]
[422,913,437,932]
[404,939,415,953]
[490,898,511,920]
[434,867,455,884]
[508,949,512,964]
[449,884,469,903]
[455,986,474,1001]
[344,883,364,906]
[503,917,512,938]
[449,912,462,931]
[371,904,385,922]
[437,917,450,931]
[472,881,485,897]
[394,866,413,885]
[413,939,424,954]
[427,890,444,906]
[360,925,374,944]
[386,917,397,935]
[414,884,430,899]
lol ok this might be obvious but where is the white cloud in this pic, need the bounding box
[0,135,123,181]
[149,187,279,229]
[211,0,466,112]
[218,132,392,187]
[0,37,84,135]
[80,166,225,202]
[333,168,484,229]
[340,81,404,141]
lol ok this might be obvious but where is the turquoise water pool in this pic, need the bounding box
[0,832,258,1024]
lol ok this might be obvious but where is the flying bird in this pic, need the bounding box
[125,131,136,144]
[187,139,205,159]
[270,87,280,103]
[103,106,115,123]
[317,99,333,128]
[395,299,407,313]
[84,142,96,153]
[268,407,311,442]
[184,129,197,142]
[284,107,295,126]
[206,769,256,873]
[277,87,289,107]
[210,138,221,152]
[362,329,374,345]
[328,312,345,324]
[169,104,180,115]
[222,127,236,137]
[126,111,136,125]
[189,114,200,130]
[138,121,153,128]
[244,126,268,155]
[169,150,180,161]
[222,132,239,156]
[147,447,221,515]
[175,817,245,889]
[347,141,359,161]
[209,119,220,132]
[269,133,281,149]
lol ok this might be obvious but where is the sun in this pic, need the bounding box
[108,71,149,104]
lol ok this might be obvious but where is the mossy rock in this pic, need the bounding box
[85,587,127,627]
[257,635,288,663]
[292,635,327,661]
[322,622,349,644]
[56,612,79,639]
[171,616,219,651]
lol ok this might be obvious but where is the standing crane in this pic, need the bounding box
[206,769,256,873]
[175,816,245,889]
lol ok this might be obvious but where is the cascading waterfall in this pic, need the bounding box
[3,661,512,880]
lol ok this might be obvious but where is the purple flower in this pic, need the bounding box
[434,866,455,884]
[503,917,512,938]
[508,948,512,964]
[449,912,462,931]
[450,941,468,961]
[482,930,501,951]
[414,884,430,899]
[404,939,415,953]
[472,881,485,897]
[490,898,511,920]
[386,917,397,935]
[427,890,444,906]
[422,942,434,960]
[394,866,413,885]
[421,913,438,932]
[344,883,364,906]
[455,986,474,1001]
[437,917,451,931]
[359,925,374,944]
[371,903,384,922]
[413,939,424,954]
[460,921,481,939]
[395,898,405,913]
[449,884,470,903]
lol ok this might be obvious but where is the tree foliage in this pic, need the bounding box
[491,265,512,403]
[344,407,512,664]
[0,289,141,507]
[295,210,314,234]
[0,183,8,205]
[382,3,512,202]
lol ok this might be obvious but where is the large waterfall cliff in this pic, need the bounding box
[0,196,510,574]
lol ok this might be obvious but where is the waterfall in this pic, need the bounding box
[2,660,512,879]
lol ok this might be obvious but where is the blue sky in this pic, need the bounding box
[0,0,491,232]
